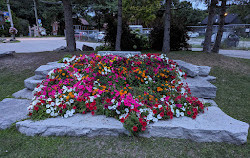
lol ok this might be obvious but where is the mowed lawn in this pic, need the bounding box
[0,51,249,157]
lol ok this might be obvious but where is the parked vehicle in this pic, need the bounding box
[201,32,239,47]
[187,31,199,38]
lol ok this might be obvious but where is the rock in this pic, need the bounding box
[35,63,64,77]
[16,107,249,144]
[141,106,249,145]
[82,45,94,51]
[204,75,216,82]
[47,61,59,65]
[12,88,33,100]
[53,46,67,52]
[198,98,218,107]
[0,51,16,58]
[174,60,199,77]
[16,114,128,137]
[24,76,43,90]
[184,76,217,99]
[0,98,30,130]
[98,51,141,57]
[198,66,211,76]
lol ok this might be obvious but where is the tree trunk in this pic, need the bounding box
[62,0,76,52]
[212,0,227,53]
[115,0,122,51]
[162,0,171,54]
[203,0,218,53]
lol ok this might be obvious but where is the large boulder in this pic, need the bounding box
[12,88,33,100]
[0,98,30,129]
[98,51,141,57]
[24,76,43,90]
[35,63,64,77]
[174,60,200,77]
[16,106,249,144]
[82,44,94,51]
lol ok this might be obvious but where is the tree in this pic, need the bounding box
[162,0,171,54]
[122,0,161,27]
[211,0,226,53]
[203,0,218,53]
[115,0,122,51]
[62,0,76,52]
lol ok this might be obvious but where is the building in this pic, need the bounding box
[201,13,242,25]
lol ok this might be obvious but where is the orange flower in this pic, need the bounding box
[157,87,163,92]
[62,73,65,76]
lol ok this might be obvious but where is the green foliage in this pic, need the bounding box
[104,15,150,51]
[228,2,250,24]
[123,0,161,26]
[172,1,208,26]
[95,45,114,51]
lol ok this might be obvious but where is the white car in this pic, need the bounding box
[188,32,199,38]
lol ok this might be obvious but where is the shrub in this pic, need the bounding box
[95,45,114,51]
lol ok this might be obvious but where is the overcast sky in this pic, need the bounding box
[181,0,207,10]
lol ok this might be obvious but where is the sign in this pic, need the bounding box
[38,19,42,26]
[3,12,10,22]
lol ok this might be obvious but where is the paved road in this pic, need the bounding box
[192,48,250,59]
[1,37,249,59]
[188,38,250,48]
[0,37,102,54]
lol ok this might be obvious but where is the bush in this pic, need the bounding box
[104,15,150,51]
[150,15,190,51]
[95,45,114,51]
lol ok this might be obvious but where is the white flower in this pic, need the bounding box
[145,81,148,84]
[152,117,158,122]
[46,109,51,114]
[47,98,52,102]
[116,110,121,114]
[125,108,129,113]
[64,114,68,118]
[180,112,184,117]
[46,104,51,108]
[70,99,74,103]
[111,99,115,103]
[157,114,162,119]
[50,112,55,116]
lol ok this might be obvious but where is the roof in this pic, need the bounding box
[79,18,89,26]
[201,13,240,25]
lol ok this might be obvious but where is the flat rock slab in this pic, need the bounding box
[0,98,30,129]
[24,76,43,90]
[98,51,141,57]
[174,60,200,77]
[35,63,65,77]
[185,76,217,99]
[16,107,249,144]
[12,88,33,100]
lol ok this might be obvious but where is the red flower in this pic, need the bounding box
[192,115,196,119]
[73,106,77,110]
[160,112,164,117]
[86,103,90,108]
[94,106,97,110]
[34,106,39,111]
[187,111,191,115]
[141,126,146,131]
[153,109,157,114]
[132,126,138,132]
[106,98,111,103]
[82,111,86,114]
[89,106,94,111]
[91,101,96,106]
[120,118,125,123]
[141,121,147,127]
[77,97,82,102]
[139,118,143,123]
[91,111,95,115]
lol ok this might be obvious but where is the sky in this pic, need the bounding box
[181,0,207,10]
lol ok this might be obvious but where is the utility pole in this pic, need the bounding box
[33,0,40,37]
[6,0,15,39]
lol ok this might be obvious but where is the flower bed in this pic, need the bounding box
[28,53,205,135]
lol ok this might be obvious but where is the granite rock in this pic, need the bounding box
[24,76,43,90]
[98,51,141,57]
[174,60,199,77]
[0,98,30,129]
[16,107,249,144]
[12,88,33,100]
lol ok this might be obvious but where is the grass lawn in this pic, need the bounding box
[0,51,249,157]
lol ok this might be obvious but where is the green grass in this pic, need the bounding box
[0,51,249,157]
